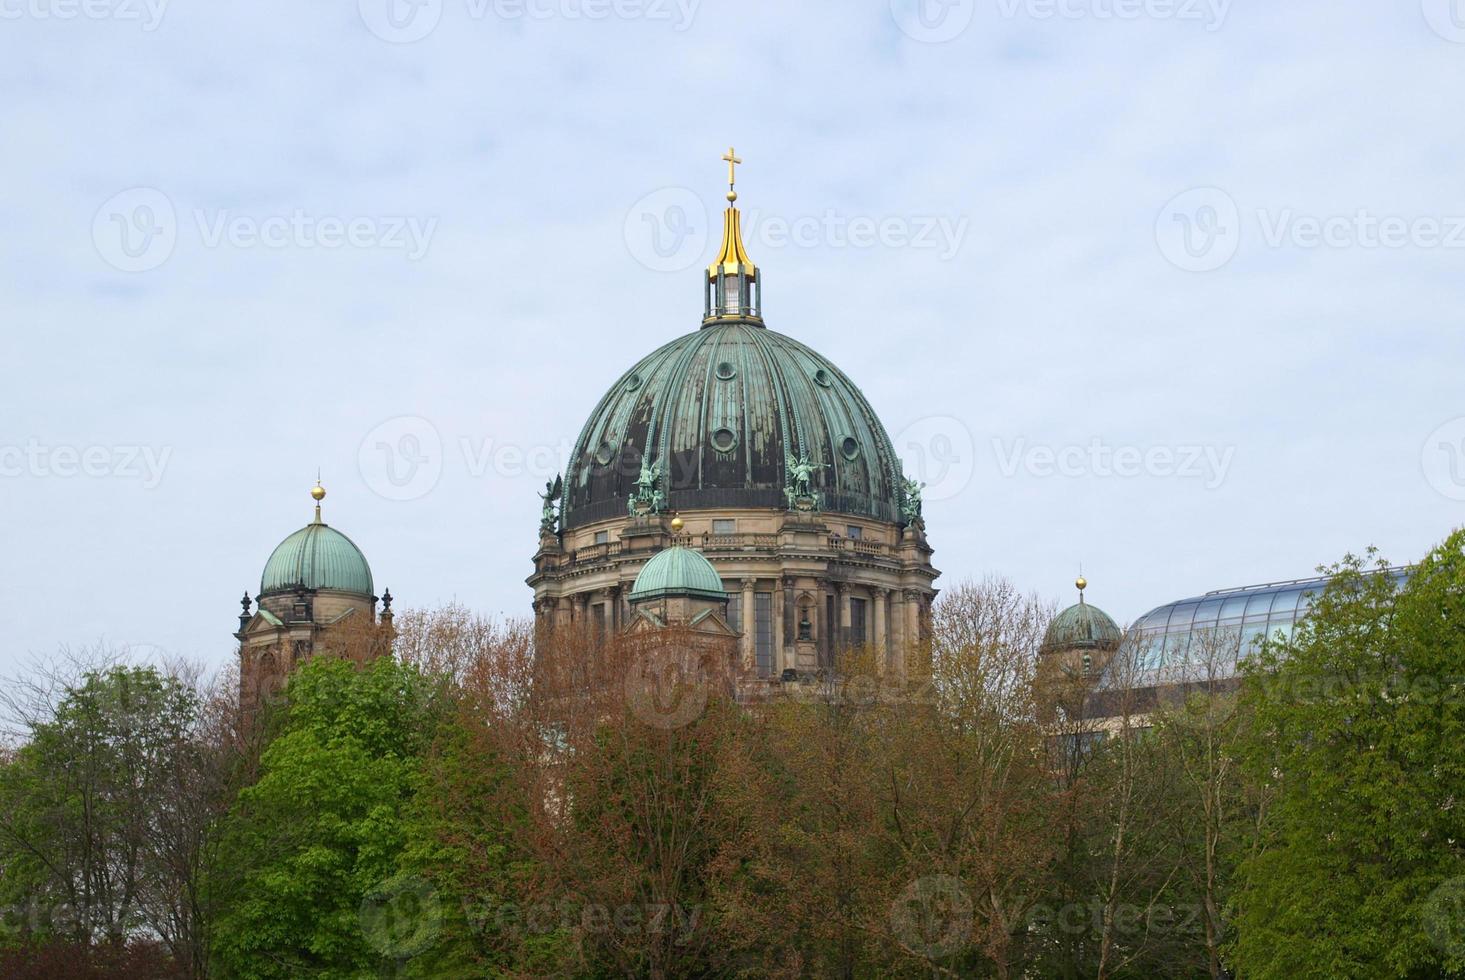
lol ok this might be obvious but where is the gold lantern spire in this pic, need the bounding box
[705,146,762,324]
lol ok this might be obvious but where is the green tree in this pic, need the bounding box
[0,664,206,961]
[1233,534,1465,979]
[209,655,439,980]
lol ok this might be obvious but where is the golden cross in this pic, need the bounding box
[722,146,742,189]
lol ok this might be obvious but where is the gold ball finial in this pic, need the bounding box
[1076,575,1088,593]
[670,516,684,533]
[727,190,738,203]
[311,483,326,502]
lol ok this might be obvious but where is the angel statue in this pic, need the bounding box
[628,456,667,516]
[900,477,925,526]
[539,475,563,534]
[785,453,820,511]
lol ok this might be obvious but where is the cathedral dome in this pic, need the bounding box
[1042,579,1122,654]
[259,486,374,598]
[562,322,903,529]
[629,546,727,603]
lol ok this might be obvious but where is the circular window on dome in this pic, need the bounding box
[594,441,616,466]
[840,436,861,461]
[711,428,739,454]
[813,368,833,388]
[716,361,737,381]
[625,373,643,392]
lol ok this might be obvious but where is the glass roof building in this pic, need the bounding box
[1098,567,1412,695]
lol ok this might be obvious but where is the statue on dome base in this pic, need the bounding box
[900,477,925,528]
[539,475,563,535]
[784,453,822,512]
[628,456,668,517]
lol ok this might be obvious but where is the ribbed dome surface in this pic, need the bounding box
[629,547,728,603]
[260,522,374,597]
[1042,600,1123,654]
[563,321,903,529]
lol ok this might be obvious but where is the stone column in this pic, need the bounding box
[873,587,889,672]
[904,589,923,674]
[741,577,757,672]
[837,583,851,655]
[774,577,787,673]
[556,596,572,632]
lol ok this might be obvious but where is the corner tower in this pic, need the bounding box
[530,152,939,683]
[237,482,392,718]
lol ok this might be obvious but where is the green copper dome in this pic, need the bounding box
[260,521,374,598]
[562,320,904,529]
[629,547,728,603]
[1042,599,1122,654]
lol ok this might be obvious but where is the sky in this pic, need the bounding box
[2,0,1464,675]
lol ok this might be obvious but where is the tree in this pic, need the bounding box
[0,660,221,973]
[1233,534,1465,979]
[209,655,439,980]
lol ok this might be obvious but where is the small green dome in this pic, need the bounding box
[629,547,727,603]
[1042,599,1122,654]
[260,521,374,597]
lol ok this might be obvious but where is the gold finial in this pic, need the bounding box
[708,147,756,281]
[722,146,742,202]
[670,516,685,533]
[311,475,326,522]
[1076,574,1088,598]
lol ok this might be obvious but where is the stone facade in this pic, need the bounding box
[530,506,937,680]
